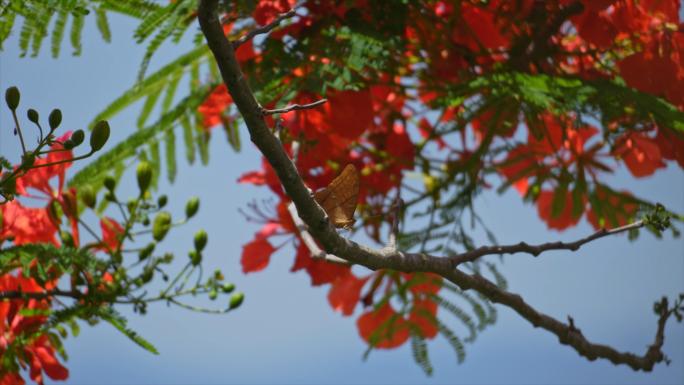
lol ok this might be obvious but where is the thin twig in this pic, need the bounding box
[261,98,327,115]
[287,202,350,265]
[451,220,645,266]
[232,1,305,48]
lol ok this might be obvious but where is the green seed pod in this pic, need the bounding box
[157,195,168,208]
[5,87,19,110]
[136,161,153,194]
[221,283,235,293]
[27,109,39,124]
[229,292,244,309]
[185,196,200,218]
[90,120,110,152]
[152,211,172,241]
[193,229,208,252]
[141,268,153,283]
[48,109,62,130]
[103,176,116,191]
[138,242,156,261]
[70,129,85,146]
[208,289,218,301]
[80,186,97,208]
[189,250,202,266]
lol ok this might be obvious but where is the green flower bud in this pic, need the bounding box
[141,268,154,283]
[103,176,116,191]
[5,87,19,110]
[139,242,156,261]
[157,195,168,208]
[136,161,153,194]
[48,109,62,130]
[185,196,200,218]
[221,283,235,293]
[193,229,208,252]
[152,211,172,242]
[80,186,97,208]
[63,140,76,150]
[70,129,85,146]
[90,120,110,152]
[208,289,218,301]
[27,109,39,123]
[189,250,202,266]
[229,292,244,309]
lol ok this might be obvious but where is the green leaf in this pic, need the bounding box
[69,12,84,56]
[50,9,68,58]
[99,308,159,355]
[181,113,196,164]
[95,8,112,43]
[69,85,212,189]
[164,128,177,183]
[90,44,208,127]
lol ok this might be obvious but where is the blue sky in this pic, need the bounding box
[1,9,683,385]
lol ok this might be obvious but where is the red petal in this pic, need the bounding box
[357,303,410,349]
[328,273,369,316]
[241,237,276,273]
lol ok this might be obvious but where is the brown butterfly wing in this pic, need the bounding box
[314,164,359,229]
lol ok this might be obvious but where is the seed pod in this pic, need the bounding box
[138,242,156,261]
[27,109,39,123]
[90,120,110,152]
[221,283,235,293]
[152,211,172,241]
[229,292,244,309]
[103,176,116,191]
[157,195,168,208]
[185,196,200,218]
[49,109,62,130]
[189,250,202,266]
[193,230,208,252]
[136,161,153,194]
[70,129,85,146]
[5,87,19,110]
[80,186,97,208]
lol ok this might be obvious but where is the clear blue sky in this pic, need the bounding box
[1,10,683,385]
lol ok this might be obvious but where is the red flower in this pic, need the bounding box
[198,84,233,129]
[328,273,370,316]
[0,202,58,246]
[241,236,276,273]
[613,131,666,177]
[100,217,125,252]
[409,298,439,339]
[357,303,410,349]
[536,190,583,231]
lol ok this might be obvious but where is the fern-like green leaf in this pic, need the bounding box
[69,85,212,189]
[98,307,159,355]
[436,320,466,363]
[137,90,163,128]
[429,294,477,342]
[410,331,433,376]
[181,113,196,165]
[50,8,68,57]
[164,127,177,183]
[69,11,84,55]
[95,7,111,42]
[90,44,208,127]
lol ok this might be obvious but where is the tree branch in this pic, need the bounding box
[197,0,673,371]
[261,98,328,115]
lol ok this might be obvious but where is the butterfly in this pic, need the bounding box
[313,164,360,229]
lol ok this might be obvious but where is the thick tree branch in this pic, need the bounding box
[198,0,673,371]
